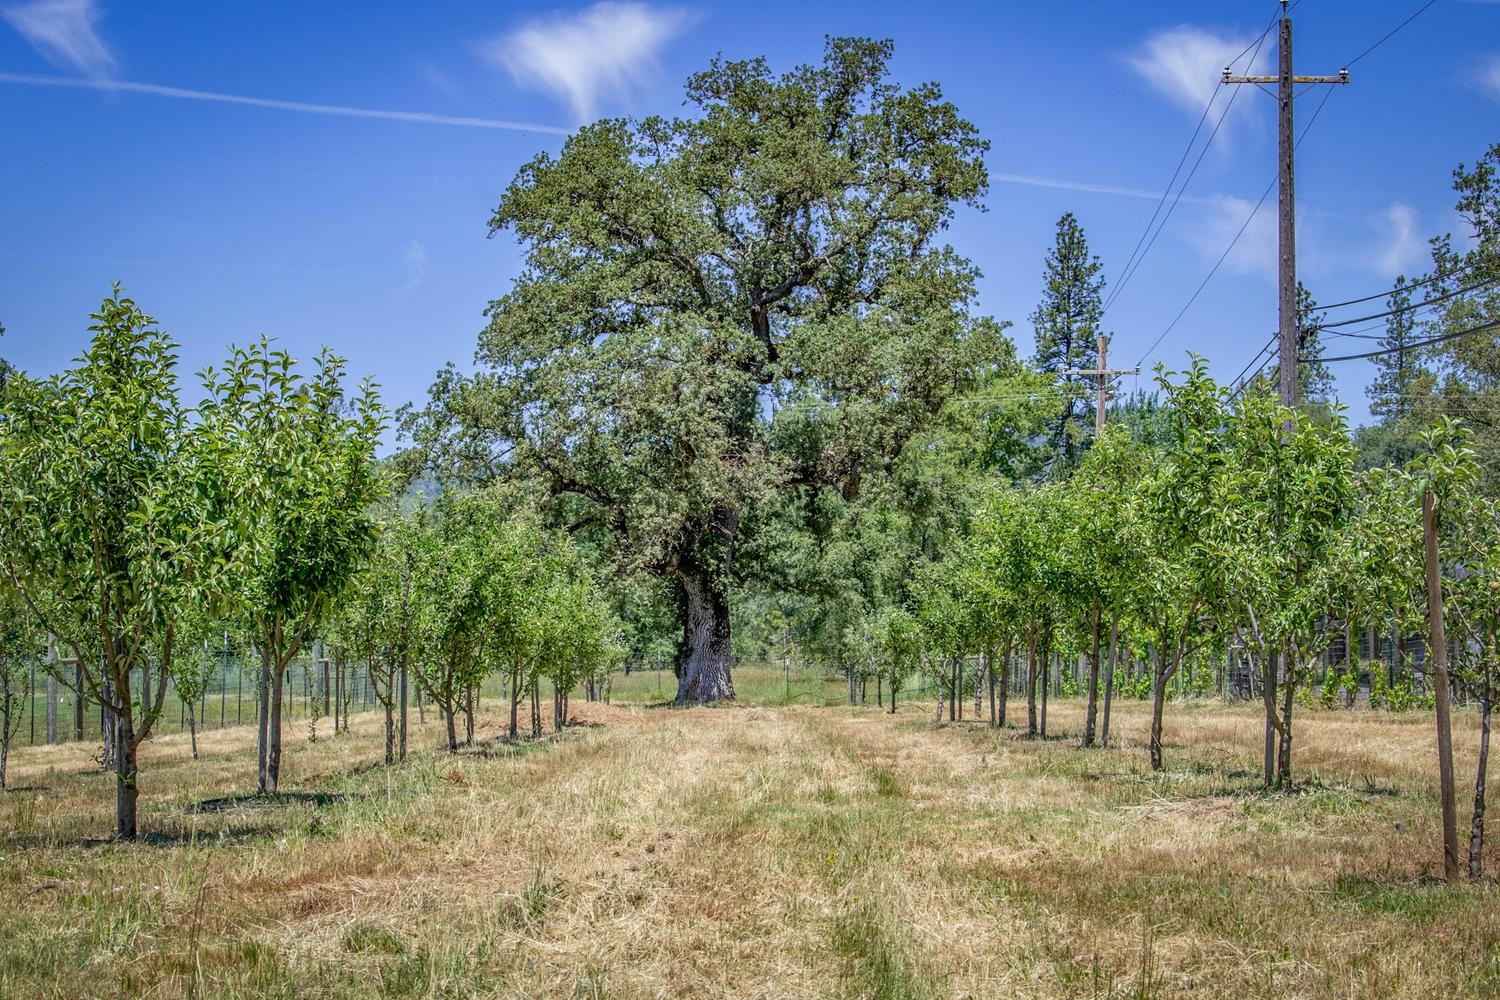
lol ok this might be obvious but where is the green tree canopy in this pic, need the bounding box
[404,37,1002,701]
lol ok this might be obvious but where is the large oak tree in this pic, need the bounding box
[409,38,996,700]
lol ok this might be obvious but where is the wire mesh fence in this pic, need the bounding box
[13,649,381,749]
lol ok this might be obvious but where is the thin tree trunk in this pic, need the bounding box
[399,650,409,762]
[508,664,521,740]
[1149,666,1168,772]
[465,683,475,746]
[987,647,997,726]
[1040,635,1050,738]
[998,637,1011,727]
[1101,613,1119,747]
[1084,609,1101,747]
[1277,643,1295,786]
[529,676,540,740]
[257,648,272,793]
[114,707,138,840]
[266,664,284,794]
[948,657,957,722]
[1026,634,1038,738]
[1470,685,1491,881]
[445,698,458,753]
[188,703,198,760]
[1262,643,1278,789]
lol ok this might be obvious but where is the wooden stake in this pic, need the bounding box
[1423,489,1461,884]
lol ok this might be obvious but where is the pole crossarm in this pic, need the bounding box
[1060,335,1138,436]
[1222,72,1348,85]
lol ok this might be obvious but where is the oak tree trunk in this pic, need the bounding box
[674,565,734,702]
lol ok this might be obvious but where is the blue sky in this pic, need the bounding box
[2,0,1497,429]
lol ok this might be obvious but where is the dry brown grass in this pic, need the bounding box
[2,689,1497,999]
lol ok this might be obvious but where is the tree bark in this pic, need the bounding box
[1423,490,1461,884]
[508,664,521,740]
[465,682,475,747]
[257,648,272,793]
[114,708,138,840]
[986,647,997,726]
[1149,656,1169,772]
[674,565,734,702]
[1470,686,1491,881]
[1084,609,1101,747]
[1262,644,1278,789]
[188,703,198,761]
[1100,613,1119,747]
[399,649,409,762]
[1277,643,1295,786]
[1039,635,1050,738]
[1026,633,1038,738]
[265,664,284,795]
[950,657,958,722]
[998,637,1011,728]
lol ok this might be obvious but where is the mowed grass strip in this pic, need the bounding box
[2,685,1497,999]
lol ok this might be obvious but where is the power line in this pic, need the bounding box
[1229,346,1278,402]
[1314,274,1500,330]
[1303,316,1500,363]
[1134,83,1339,369]
[1227,333,1277,389]
[1102,8,1281,317]
[1316,254,1495,312]
[1345,0,1439,68]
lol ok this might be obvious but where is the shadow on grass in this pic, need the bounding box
[188,790,357,813]
[5,822,274,850]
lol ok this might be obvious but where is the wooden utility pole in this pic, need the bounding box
[1423,490,1462,884]
[1061,335,1137,433]
[1223,4,1347,411]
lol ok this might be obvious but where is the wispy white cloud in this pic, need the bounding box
[0,71,572,133]
[1369,202,1425,278]
[483,1,695,121]
[401,240,428,292]
[1126,25,1272,140]
[1478,54,1500,102]
[1,0,113,78]
[1183,193,1278,283]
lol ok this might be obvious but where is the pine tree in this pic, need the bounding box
[1261,281,1335,406]
[1367,275,1430,424]
[1031,212,1104,469]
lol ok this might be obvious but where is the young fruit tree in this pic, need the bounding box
[199,338,384,794]
[1212,386,1356,787]
[1135,360,1227,771]
[0,289,225,837]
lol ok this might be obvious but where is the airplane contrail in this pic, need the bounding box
[0,70,572,134]
[991,172,1216,207]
